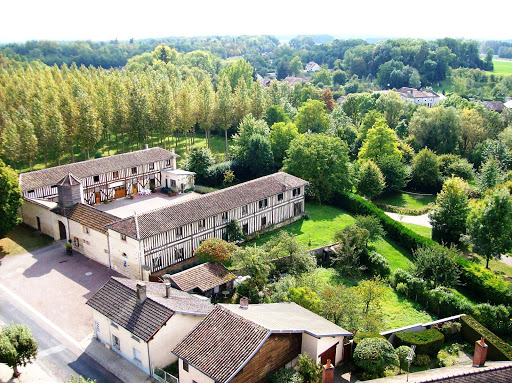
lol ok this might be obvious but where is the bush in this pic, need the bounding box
[437,350,456,367]
[364,251,391,278]
[353,332,386,348]
[460,315,512,361]
[268,367,303,383]
[435,321,461,339]
[353,338,398,377]
[202,161,233,187]
[297,353,321,383]
[396,345,412,372]
[413,354,431,367]
[395,329,445,356]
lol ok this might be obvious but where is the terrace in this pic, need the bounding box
[94,190,201,219]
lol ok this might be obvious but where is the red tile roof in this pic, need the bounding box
[168,262,236,292]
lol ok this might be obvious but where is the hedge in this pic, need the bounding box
[395,329,445,356]
[353,332,386,348]
[460,315,512,361]
[330,191,512,306]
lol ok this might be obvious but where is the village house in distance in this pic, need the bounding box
[19,147,308,280]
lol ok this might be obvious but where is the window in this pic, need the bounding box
[166,159,171,167]
[122,252,127,258]
[112,335,120,349]
[278,193,284,201]
[259,199,268,209]
[153,256,162,269]
[27,190,34,195]
[133,348,142,362]
[261,216,267,227]
[83,226,90,234]
[293,188,301,197]
[176,227,183,237]
[131,335,140,343]
[93,175,100,183]
[222,212,228,221]
[242,205,248,216]
[111,321,119,329]
[121,234,127,241]
[131,167,137,175]
[73,237,79,247]
[113,171,119,179]
[183,361,189,372]
[175,248,185,262]
[242,223,249,235]
[149,163,155,170]
[171,179,176,187]
[199,219,206,230]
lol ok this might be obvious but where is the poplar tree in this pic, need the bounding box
[215,75,234,158]
[197,78,215,147]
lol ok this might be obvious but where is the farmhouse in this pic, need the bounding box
[396,87,441,107]
[86,277,212,375]
[20,148,308,279]
[172,300,352,383]
[305,61,321,72]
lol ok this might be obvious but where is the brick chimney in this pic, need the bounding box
[165,282,172,298]
[473,337,488,367]
[239,297,249,310]
[136,282,147,304]
[322,359,335,383]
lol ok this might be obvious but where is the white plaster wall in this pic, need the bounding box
[21,202,62,240]
[108,229,142,279]
[301,333,318,361]
[67,220,110,266]
[178,360,215,383]
[149,313,205,369]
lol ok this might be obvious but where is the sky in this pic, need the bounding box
[1,0,511,43]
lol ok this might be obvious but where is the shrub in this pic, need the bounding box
[268,367,303,383]
[395,329,445,356]
[202,161,233,187]
[460,315,512,361]
[413,354,431,367]
[396,345,412,373]
[297,353,321,383]
[435,321,461,338]
[437,350,456,367]
[364,251,391,278]
[353,338,398,377]
[353,332,386,348]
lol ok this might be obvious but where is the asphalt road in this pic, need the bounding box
[0,289,123,383]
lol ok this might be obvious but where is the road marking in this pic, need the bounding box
[0,282,84,352]
[38,344,67,357]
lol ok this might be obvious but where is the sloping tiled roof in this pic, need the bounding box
[168,262,236,293]
[482,101,505,113]
[397,87,439,99]
[86,277,212,342]
[52,203,119,234]
[283,76,307,86]
[56,173,82,186]
[107,172,308,239]
[220,302,352,337]
[172,305,270,383]
[19,147,178,192]
[416,364,512,382]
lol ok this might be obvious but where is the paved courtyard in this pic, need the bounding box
[95,191,201,218]
[0,241,122,343]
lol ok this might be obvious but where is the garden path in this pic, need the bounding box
[385,212,432,228]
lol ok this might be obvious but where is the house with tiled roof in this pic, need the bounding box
[283,76,307,86]
[305,61,321,72]
[87,277,212,375]
[396,87,441,107]
[172,301,352,383]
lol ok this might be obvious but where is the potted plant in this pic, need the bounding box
[65,242,72,255]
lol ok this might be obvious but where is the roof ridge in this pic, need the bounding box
[218,304,272,332]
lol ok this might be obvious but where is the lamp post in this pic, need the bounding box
[406,345,416,382]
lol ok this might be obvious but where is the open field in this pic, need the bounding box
[487,60,512,76]
[402,222,432,239]
[375,191,436,210]
[17,132,229,173]
[0,225,53,258]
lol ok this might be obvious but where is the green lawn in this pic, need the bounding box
[487,60,512,76]
[0,226,53,257]
[375,191,436,210]
[373,237,415,271]
[402,223,432,239]
[464,252,512,280]
[18,132,229,173]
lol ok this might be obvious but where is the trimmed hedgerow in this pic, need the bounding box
[353,332,386,348]
[395,329,445,356]
[329,191,512,306]
[460,315,512,361]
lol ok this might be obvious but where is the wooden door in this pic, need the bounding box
[115,187,126,199]
[133,185,138,194]
[95,192,101,204]
[320,343,337,365]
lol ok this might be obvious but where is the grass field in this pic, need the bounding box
[402,222,432,239]
[18,132,229,173]
[0,226,53,258]
[464,252,512,280]
[375,191,436,210]
[487,60,512,76]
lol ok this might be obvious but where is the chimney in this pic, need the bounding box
[136,282,147,304]
[473,337,488,367]
[322,360,335,383]
[165,282,172,298]
[145,144,149,149]
[239,297,249,310]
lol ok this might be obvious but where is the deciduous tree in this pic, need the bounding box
[0,324,38,377]
[195,238,237,264]
[356,160,386,200]
[0,160,23,238]
[294,100,330,134]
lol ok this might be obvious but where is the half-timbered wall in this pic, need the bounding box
[142,186,306,273]
[23,159,174,204]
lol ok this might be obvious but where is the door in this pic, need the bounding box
[58,221,67,240]
[320,343,337,365]
[133,184,138,194]
[36,217,41,231]
[114,187,126,199]
[95,192,101,204]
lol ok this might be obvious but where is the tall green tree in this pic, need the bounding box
[294,100,330,134]
[76,92,102,159]
[358,119,402,161]
[233,77,251,125]
[289,56,303,77]
[429,177,469,244]
[467,187,512,269]
[283,134,351,203]
[413,245,460,288]
[411,148,441,192]
[215,75,234,158]
[0,324,38,377]
[269,122,299,167]
[0,160,23,238]
[356,160,386,200]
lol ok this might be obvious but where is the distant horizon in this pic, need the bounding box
[2,0,510,44]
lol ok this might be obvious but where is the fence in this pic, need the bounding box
[154,367,178,383]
